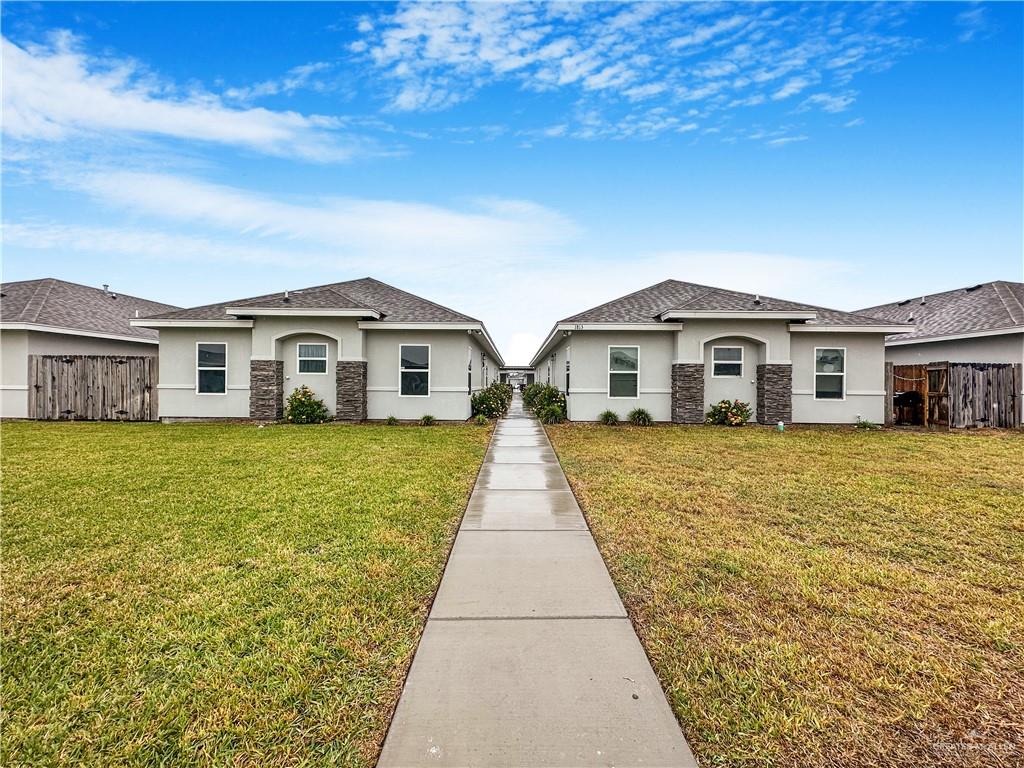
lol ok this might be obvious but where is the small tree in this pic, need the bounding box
[284,385,330,424]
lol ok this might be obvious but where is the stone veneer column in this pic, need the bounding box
[335,360,367,421]
[671,363,705,424]
[249,360,283,420]
[756,364,792,425]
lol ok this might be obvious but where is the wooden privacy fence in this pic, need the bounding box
[887,361,1021,429]
[28,355,158,421]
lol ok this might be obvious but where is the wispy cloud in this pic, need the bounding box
[354,2,918,141]
[2,31,358,162]
[53,168,577,263]
[956,5,994,43]
[223,62,333,102]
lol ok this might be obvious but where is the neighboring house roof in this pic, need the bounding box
[562,279,898,326]
[857,281,1024,343]
[143,277,479,323]
[0,278,179,342]
[531,279,907,366]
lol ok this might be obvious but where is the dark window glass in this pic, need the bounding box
[815,375,844,399]
[198,369,226,394]
[400,345,429,369]
[197,343,226,368]
[401,370,429,396]
[609,372,638,397]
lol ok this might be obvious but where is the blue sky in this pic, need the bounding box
[2,1,1022,363]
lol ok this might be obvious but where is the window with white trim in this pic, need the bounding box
[197,343,226,394]
[400,344,430,396]
[297,343,328,374]
[608,346,639,398]
[712,346,743,377]
[814,347,845,400]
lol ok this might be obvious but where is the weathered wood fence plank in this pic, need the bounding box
[27,355,158,421]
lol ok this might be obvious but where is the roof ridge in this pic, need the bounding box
[992,281,1024,326]
[23,278,56,322]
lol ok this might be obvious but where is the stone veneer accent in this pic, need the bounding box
[250,360,284,420]
[671,363,705,424]
[756,364,792,425]
[335,360,367,421]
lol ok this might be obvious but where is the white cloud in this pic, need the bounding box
[2,32,356,162]
[57,169,578,262]
[772,76,815,101]
[354,2,917,143]
[955,6,992,43]
[799,92,856,113]
[670,15,750,50]
[223,62,332,102]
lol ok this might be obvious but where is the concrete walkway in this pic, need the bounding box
[378,396,697,767]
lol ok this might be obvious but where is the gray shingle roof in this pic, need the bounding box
[562,280,900,327]
[857,281,1024,342]
[144,277,479,323]
[0,278,179,341]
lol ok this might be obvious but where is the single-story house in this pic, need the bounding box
[530,280,910,424]
[131,278,504,421]
[0,278,178,418]
[857,281,1023,366]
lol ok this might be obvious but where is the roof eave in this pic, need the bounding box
[131,318,255,328]
[789,323,915,334]
[1,322,158,344]
[884,326,1023,345]
[224,307,382,319]
[660,310,818,320]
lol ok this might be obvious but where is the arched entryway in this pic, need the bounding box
[701,334,767,420]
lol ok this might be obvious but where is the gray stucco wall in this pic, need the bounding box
[702,336,765,419]
[278,333,338,415]
[791,332,885,423]
[884,333,1023,366]
[560,331,675,422]
[157,327,253,418]
[365,330,478,420]
[1,329,157,418]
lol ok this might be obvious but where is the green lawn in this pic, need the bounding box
[1,421,490,767]
[546,424,1024,768]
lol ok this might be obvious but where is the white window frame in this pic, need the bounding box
[607,345,640,399]
[711,346,744,378]
[398,343,431,398]
[296,342,328,375]
[813,346,846,401]
[195,341,227,396]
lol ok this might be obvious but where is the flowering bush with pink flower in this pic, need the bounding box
[705,399,753,426]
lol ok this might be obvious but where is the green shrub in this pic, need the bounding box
[855,417,881,430]
[523,382,545,409]
[284,385,330,424]
[531,385,566,413]
[705,399,752,426]
[384,415,399,426]
[599,410,619,426]
[419,414,436,426]
[628,408,653,426]
[472,381,513,418]
[537,404,565,424]
[473,414,490,426]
